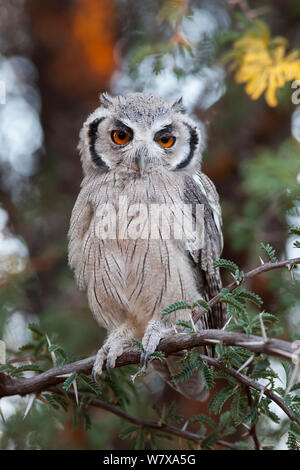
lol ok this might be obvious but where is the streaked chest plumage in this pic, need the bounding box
[79,168,202,330]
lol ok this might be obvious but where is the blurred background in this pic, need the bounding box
[0,0,299,450]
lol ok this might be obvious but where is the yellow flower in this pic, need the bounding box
[230,21,300,107]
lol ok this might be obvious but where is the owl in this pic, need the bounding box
[68,92,225,400]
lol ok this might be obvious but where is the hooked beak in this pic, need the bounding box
[136,148,149,176]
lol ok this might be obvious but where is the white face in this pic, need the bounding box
[80,93,201,176]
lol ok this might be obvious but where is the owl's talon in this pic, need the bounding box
[144,351,151,368]
[140,320,167,369]
[105,359,112,378]
[140,350,152,369]
[91,367,100,383]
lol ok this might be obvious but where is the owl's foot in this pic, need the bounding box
[140,320,171,369]
[92,333,132,380]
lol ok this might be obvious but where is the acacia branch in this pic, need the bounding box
[201,354,299,424]
[193,257,300,323]
[0,331,298,424]
[0,330,296,399]
[0,255,299,442]
[48,345,299,450]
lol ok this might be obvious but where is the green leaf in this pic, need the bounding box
[281,360,292,387]
[119,425,139,440]
[162,301,191,317]
[135,429,146,450]
[80,394,93,408]
[83,411,92,431]
[61,372,78,392]
[218,411,233,432]
[220,293,246,313]
[231,392,242,425]
[192,299,211,312]
[290,422,300,438]
[34,337,47,356]
[233,286,263,307]
[260,242,278,263]
[164,401,183,424]
[175,320,195,334]
[150,351,165,361]
[152,403,161,418]
[213,259,239,273]
[209,386,235,415]
[28,323,43,337]
[216,29,243,45]
[19,343,36,352]
[287,432,300,450]
[289,225,300,237]
[48,344,67,359]
[290,382,300,392]
[79,374,103,398]
[43,393,59,410]
[200,432,220,450]
[43,393,69,412]
[201,365,215,390]
[12,364,44,374]
[52,394,69,411]
[191,414,217,430]
[132,339,145,353]
[260,397,280,423]
[172,361,196,383]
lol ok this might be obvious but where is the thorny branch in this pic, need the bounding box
[193,257,300,323]
[0,330,297,399]
[0,256,299,447]
[51,389,240,450]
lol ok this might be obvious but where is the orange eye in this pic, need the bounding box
[111,130,131,145]
[157,135,175,148]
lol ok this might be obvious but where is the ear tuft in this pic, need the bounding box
[172,97,185,113]
[99,92,113,108]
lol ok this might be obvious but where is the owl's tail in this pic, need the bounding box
[152,349,209,401]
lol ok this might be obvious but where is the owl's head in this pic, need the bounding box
[79,92,204,176]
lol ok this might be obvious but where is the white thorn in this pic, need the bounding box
[24,394,36,419]
[242,422,251,431]
[158,404,166,426]
[222,316,232,330]
[237,341,264,347]
[288,266,295,282]
[259,311,268,342]
[258,386,265,403]
[269,349,293,360]
[0,340,6,365]
[205,339,221,344]
[237,354,255,373]
[182,419,189,431]
[259,256,265,265]
[72,378,79,406]
[46,334,56,366]
[189,313,197,332]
